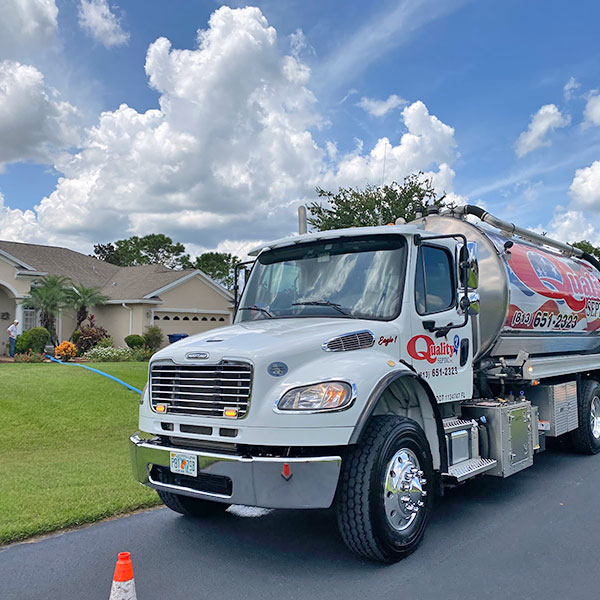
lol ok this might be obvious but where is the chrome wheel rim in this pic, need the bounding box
[383,448,426,532]
[591,396,600,440]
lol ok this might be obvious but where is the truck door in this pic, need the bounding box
[403,239,473,403]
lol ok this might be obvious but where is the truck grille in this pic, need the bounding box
[150,361,252,418]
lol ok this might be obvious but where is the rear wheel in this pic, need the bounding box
[571,379,600,455]
[157,490,231,517]
[336,415,433,563]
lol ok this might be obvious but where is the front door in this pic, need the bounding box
[402,240,473,404]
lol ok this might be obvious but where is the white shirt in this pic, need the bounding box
[7,324,18,339]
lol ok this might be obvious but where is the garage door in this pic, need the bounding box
[153,312,230,337]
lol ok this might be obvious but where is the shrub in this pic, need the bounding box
[124,334,145,349]
[85,346,133,362]
[55,341,77,361]
[130,346,155,361]
[96,336,114,348]
[27,327,50,353]
[14,350,46,363]
[75,314,109,353]
[15,331,31,354]
[71,330,82,344]
[143,325,163,351]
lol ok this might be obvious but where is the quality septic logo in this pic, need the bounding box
[407,334,460,364]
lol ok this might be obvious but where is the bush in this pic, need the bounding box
[14,351,46,363]
[84,346,133,362]
[143,325,163,351]
[71,330,82,344]
[124,334,145,349]
[27,327,50,353]
[96,337,114,348]
[15,331,31,354]
[55,341,77,361]
[75,315,109,353]
[130,346,155,361]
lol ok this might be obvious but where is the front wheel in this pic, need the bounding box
[157,489,230,517]
[336,415,434,563]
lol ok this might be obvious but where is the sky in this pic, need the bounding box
[1,0,600,259]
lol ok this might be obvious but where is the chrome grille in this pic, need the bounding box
[150,361,252,418]
[323,330,375,352]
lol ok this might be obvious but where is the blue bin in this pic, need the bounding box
[168,333,189,344]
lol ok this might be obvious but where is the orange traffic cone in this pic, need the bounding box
[109,552,137,600]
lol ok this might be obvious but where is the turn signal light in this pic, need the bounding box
[155,404,167,413]
[224,408,238,418]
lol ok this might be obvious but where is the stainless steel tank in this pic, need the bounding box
[417,214,600,360]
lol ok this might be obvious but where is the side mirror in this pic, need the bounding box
[458,242,479,289]
[233,260,255,311]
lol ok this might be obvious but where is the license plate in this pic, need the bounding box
[170,451,197,477]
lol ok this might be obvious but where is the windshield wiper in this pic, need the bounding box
[239,305,273,318]
[292,301,352,316]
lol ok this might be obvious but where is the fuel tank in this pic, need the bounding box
[417,214,600,360]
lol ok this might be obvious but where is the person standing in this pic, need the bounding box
[7,319,18,357]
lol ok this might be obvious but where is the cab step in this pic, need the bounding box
[444,457,497,482]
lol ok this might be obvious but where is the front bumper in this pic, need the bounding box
[129,433,342,509]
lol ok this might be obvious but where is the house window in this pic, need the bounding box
[23,308,37,331]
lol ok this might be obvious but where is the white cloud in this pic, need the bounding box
[0,7,460,252]
[78,0,129,48]
[563,77,580,102]
[515,104,570,157]
[357,94,407,117]
[0,60,80,167]
[321,100,457,190]
[538,207,600,246]
[570,160,600,211]
[0,0,58,58]
[583,94,600,128]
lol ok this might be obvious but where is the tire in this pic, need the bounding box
[571,379,600,455]
[157,490,231,517]
[336,415,434,563]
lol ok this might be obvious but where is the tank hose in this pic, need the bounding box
[45,355,143,394]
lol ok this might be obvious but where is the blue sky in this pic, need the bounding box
[1,0,599,256]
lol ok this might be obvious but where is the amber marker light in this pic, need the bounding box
[224,408,238,418]
[155,404,167,413]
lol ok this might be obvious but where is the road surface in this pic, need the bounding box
[2,443,598,600]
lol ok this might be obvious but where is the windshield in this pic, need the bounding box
[236,235,407,322]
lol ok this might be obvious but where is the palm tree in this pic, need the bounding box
[22,275,72,344]
[68,284,109,332]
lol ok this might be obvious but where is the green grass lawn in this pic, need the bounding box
[0,361,161,545]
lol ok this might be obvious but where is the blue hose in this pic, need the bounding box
[46,355,143,394]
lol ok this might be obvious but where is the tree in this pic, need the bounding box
[67,284,110,332]
[572,240,600,259]
[307,173,444,232]
[22,275,72,344]
[191,252,240,290]
[93,234,190,269]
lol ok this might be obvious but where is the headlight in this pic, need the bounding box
[277,381,353,412]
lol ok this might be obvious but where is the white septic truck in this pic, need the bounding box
[130,205,600,562]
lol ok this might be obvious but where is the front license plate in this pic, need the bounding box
[170,451,197,477]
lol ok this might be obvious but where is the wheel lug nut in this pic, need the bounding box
[417,500,424,507]
[417,470,424,477]
[421,491,427,497]
[400,496,410,503]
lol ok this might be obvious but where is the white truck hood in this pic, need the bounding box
[152,317,395,363]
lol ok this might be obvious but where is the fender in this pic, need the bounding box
[349,369,448,473]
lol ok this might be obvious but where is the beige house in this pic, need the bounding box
[0,240,233,352]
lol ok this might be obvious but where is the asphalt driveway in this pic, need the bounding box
[2,443,598,600]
